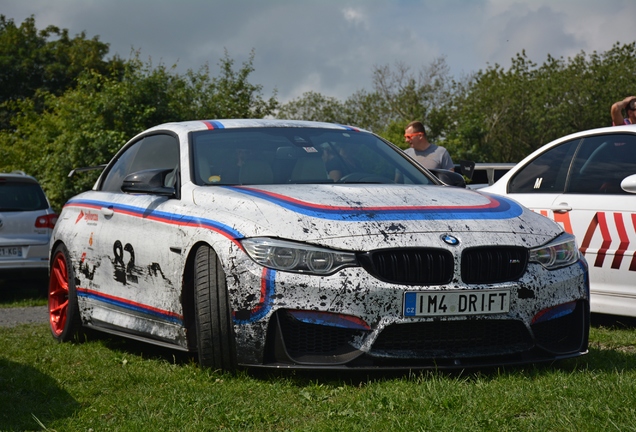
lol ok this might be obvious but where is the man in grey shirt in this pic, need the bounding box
[403,121,454,171]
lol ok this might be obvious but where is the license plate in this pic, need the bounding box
[404,290,510,317]
[0,247,22,258]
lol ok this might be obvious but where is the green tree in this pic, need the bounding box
[371,57,458,146]
[447,43,636,163]
[209,49,278,119]
[276,91,345,123]
[341,89,391,134]
[0,15,123,130]
[446,52,538,163]
[276,89,392,137]
[276,57,458,149]
[0,52,278,210]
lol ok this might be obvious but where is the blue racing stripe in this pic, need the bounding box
[223,187,524,221]
[66,199,243,239]
[77,288,183,325]
[206,120,225,129]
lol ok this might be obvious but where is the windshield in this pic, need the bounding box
[190,127,435,186]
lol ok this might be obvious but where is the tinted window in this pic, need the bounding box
[568,134,636,194]
[0,181,48,211]
[508,139,579,193]
[101,133,180,192]
[191,128,434,186]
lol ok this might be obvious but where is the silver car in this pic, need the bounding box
[0,172,57,280]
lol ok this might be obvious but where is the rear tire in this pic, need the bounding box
[48,243,83,342]
[193,245,237,371]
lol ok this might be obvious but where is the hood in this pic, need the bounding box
[191,184,562,247]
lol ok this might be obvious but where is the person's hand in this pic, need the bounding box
[622,96,636,108]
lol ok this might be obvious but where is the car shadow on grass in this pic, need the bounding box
[0,358,80,431]
[84,330,197,366]
[72,312,636,385]
[0,277,49,307]
[591,312,636,329]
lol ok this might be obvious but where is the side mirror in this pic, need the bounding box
[429,169,467,188]
[621,174,636,194]
[121,169,176,196]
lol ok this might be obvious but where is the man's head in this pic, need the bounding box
[627,98,636,121]
[404,121,430,151]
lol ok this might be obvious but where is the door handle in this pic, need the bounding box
[101,207,114,217]
[551,203,572,214]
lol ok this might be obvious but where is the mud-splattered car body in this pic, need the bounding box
[48,119,589,370]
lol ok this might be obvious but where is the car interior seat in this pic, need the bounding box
[239,160,274,184]
[289,157,328,183]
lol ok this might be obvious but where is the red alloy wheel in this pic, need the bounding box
[48,251,69,336]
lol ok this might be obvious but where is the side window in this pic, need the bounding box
[508,139,579,194]
[568,134,636,194]
[100,133,180,192]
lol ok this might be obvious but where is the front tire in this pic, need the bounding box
[48,243,83,341]
[193,245,237,371]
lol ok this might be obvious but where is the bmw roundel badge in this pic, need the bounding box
[441,234,459,246]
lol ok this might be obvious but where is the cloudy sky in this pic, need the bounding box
[2,0,635,103]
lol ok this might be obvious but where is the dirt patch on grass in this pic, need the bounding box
[0,306,47,327]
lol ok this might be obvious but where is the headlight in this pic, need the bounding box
[529,232,580,270]
[240,237,358,275]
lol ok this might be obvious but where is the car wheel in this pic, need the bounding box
[193,245,237,371]
[48,243,83,341]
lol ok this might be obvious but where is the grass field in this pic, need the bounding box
[1,310,636,431]
[1,283,635,431]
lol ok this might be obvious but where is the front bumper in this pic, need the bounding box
[229,257,590,369]
[256,299,589,369]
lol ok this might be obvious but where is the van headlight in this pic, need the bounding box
[241,237,358,275]
[529,233,580,270]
